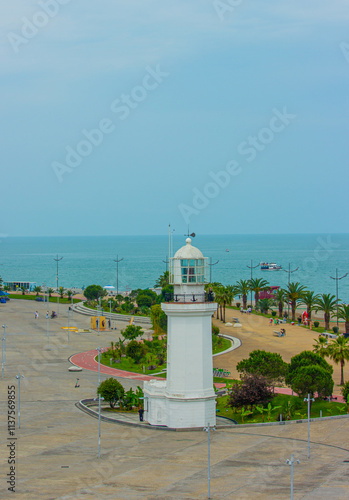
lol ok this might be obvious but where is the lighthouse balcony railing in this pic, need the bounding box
[164,292,214,304]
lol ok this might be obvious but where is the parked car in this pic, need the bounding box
[35,297,44,302]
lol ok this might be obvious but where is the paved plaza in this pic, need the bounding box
[1,299,349,499]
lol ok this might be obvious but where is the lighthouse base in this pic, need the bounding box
[143,380,216,428]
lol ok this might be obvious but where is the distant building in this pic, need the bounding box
[259,285,280,300]
[4,281,37,292]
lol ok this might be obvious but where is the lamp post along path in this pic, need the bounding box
[304,393,315,458]
[330,269,348,330]
[53,255,63,314]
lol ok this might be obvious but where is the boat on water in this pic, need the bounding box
[260,262,282,271]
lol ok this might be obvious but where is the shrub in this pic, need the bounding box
[126,340,147,364]
[271,311,277,317]
[342,381,349,402]
[332,326,339,334]
[314,321,320,328]
[97,378,125,408]
[121,325,143,341]
[236,302,241,309]
[227,374,273,411]
[212,325,220,335]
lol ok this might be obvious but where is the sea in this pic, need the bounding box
[0,234,348,301]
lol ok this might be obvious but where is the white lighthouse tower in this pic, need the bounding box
[143,238,217,428]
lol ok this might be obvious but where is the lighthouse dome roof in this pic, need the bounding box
[173,238,204,260]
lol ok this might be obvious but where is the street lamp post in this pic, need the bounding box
[46,311,50,350]
[113,255,124,296]
[53,255,63,314]
[93,394,105,458]
[286,454,300,500]
[247,260,259,307]
[304,393,315,458]
[283,263,299,320]
[162,256,169,273]
[330,269,348,330]
[67,308,70,343]
[1,334,5,378]
[108,300,112,328]
[203,423,215,499]
[96,347,101,386]
[2,324,7,363]
[209,257,219,283]
[15,373,24,429]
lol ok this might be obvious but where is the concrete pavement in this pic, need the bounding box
[0,299,349,499]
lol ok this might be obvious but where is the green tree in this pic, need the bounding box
[126,340,147,364]
[154,271,169,288]
[337,304,349,334]
[20,286,26,295]
[150,304,167,334]
[136,290,157,308]
[34,285,42,297]
[233,280,250,310]
[236,350,288,385]
[0,274,3,290]
[300,290,319,322]
[290,365,334,399]
[67,289,72,300]
[59,286,65,299]
[315,293,337,331]
[248,278,269,308]
[286,350,333,398]
[97,378,125,409]
[313,336,328,357]
[285,282,307,322]
[327,335,349,385]
[120,325,143,341]
[83,284,107,302]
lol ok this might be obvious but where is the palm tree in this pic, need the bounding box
[59,286,65,299]
[67,290,72,301]
[315,293,337,331]
[337,304,349,334]
[248,278,269,308]
[313,336,328,357]
[327,335,349,385]
[257,298,274,314]
[213,285,224,321]
[285,282,307,322]
[234,280,250,310]
[275,289,285,318]
[33,286,42,297]
[300,290,320,322]
[221,285,234,323]
[48,288,54,297]
[20,286,26,295]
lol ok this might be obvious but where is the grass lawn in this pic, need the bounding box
[100,353,166,376]
[216,393,348,424]
[213,337,232,355]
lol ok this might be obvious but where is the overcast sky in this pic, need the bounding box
[1,0,348,237]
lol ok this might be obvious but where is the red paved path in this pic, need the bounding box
[70,350,163,381]
[71,349,345,401]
